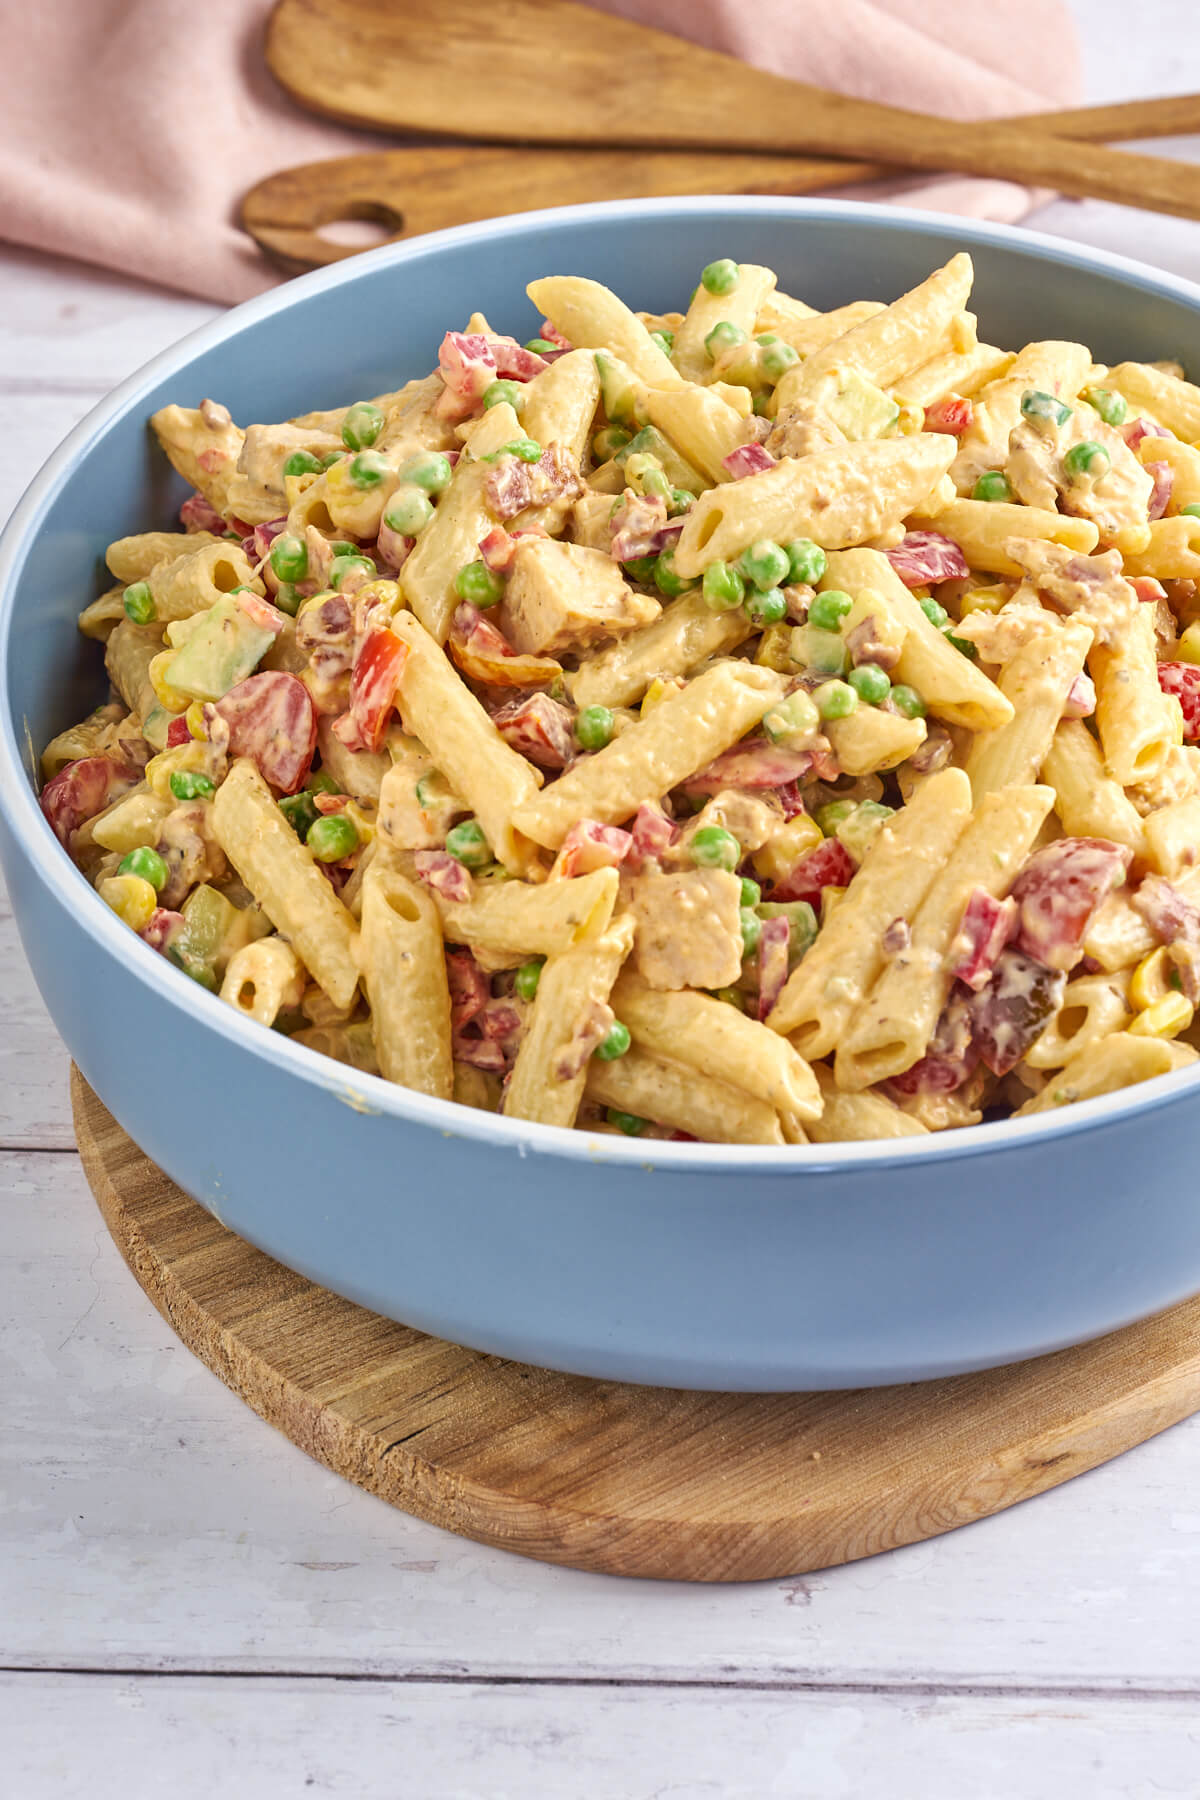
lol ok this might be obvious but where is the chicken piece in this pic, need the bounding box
[676,790,782,859]
[226,423,346,524]
[570,491,619,552]
[500,537,660,657]
[765,399,847,461]
[630,868,744,991]
[1006,411,1152,539]
[1002,538,1138,645]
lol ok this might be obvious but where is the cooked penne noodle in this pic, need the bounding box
[527,276,683,388]
[908,500,1098,573]
[965,621,1093,801]
[1041,720,1146,857]
[644,384,754,485]
[1105,361,1200,442]
[220,937,306,1029]
[359,857,454,1099]
[106,531,222,584]
[504,913,635,1129]
[567,587,749,709]
[434,866,620,958]
[805,1066,930,1141]
[1015,1032,1197,1115]
[1091,601,1183,784]
[585,1045,785,1145]
[951,340,1093,489]
[671,263,777,385]
[1025,973,1132,1071]
[777,253,974,403]
[893,342,1014,409]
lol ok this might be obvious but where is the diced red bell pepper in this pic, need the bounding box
[922,395,974,436]
[1158,662,1200,739]
[947,887,1017,991]
[770,837,855,906]
[722,443,776,480]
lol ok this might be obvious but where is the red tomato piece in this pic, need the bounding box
[1158,662,1200,739]
[947,888,1017,992]
[214,671,318,793]
[165,717,192,748]
[922,395,974,435]
[1009,837,1131,972]
[39,756,139,846]
[770,837,855,906]
[331,628,408,756]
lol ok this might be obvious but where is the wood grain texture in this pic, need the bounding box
[265,0,1200,222]
[73,1066,1200,1585]
[242,94,1200,273]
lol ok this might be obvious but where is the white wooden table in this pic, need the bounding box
[8,11,1200,1792]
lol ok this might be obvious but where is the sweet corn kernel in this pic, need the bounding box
[754,622,796,672]
[148,650,190,714]
[145,743,210,802]
[959,584,1010,617]
[640,676,684,717]
[751,814,824,883]
[186,700,208,740]
[1130,946,1175,1011]
[821,885,848,924]
[1128,992,1194,1040]
[895,401,924,436]
[97,873,158,933]
[344,799,376,847]
[1176,623,1200,666]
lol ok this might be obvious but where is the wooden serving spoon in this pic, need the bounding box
[265,0,1200,222]
[243,95,1200,275]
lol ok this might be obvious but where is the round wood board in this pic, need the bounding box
[73,1067,1200,1583]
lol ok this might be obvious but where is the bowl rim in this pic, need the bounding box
[6,190,1200,1174]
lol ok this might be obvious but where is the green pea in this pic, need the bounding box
[606,1109,648,1136]
[1181,504,1200,520]
[971,470,1012,503]
[320,451,345,470]
[269,534,309,583]
[445,818,492,868]
[273,583,302,617]
[704,320,747,362]
[514,959,544,1002]
[890,683,926,719]
[341,401,385,451]
[746,588,788,627]
[1063,440,1111,480]
[454,560,505,609]
[594,1020,632,1061]
[1083,385,1127,427]
[279,791,320,838]
[348,450,390,489]
[307,812,359,863]
[808,589,853,633]
[329,554,376,590]
[282,449,324,479]
[816,799,856,836]
[576,705,615,751]
[622,555,659,585]
[639,466,673,506]
[506,437,543,463]
[711,986,746,1011]
[701,258,740,296]
[669,488,694,515]
[524,338,558,354]
[1020,389,1073,428]
[763,690,820,745]
[331,541,358,558]
[738,538,791,592]
[756,333,779,346]
[784,538,827,585]
[739,908,762,954]
[815,680,858,720]
[847,663,891,705]
[654,549,691,597]
[169,770,215,802]
[118,846,168,890]
[307,771,342,797]
[650,330,675,355]
[384,488,435,536]
[593,425,631,461]
[752,394,772,417]
[761,340,799,383]
[398,451,454,494]
[701,560,745,611]
[483,379,524,412]
[122,581,155,624]
[689,825,741,871]
[919,596,950,628]
[739,876,761,908]
[943,627,978,660]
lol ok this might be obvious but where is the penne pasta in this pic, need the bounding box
[585,1044,785,1145]
[359,856,454,1098]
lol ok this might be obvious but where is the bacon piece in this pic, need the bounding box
[438,331,497,399]
[922,394,974,436]
[608,490,667,562]
[948,888,1017,992]
[757,914,790,1020]
[490,337,550,381]
[446,948,489,1031]
[376,519,414,571]
[39,755,140,847]
[331,628,408,755]
[180,492,229,535]
[476,998,524,1042]
[1146,461,1175,521]
[233,590,287,639]
[415,850,474,903]
[553,998,615,1080]
[214,671,318,793]
[682,737,814,796]
[1132,874,1200,1002]
[140,907,184,952]
[1009,837,1131,973]
[845,615,901,672]
[483,445,583,522]
[452,1034,507,1073]
[888,990,978,1095]
[722,443,776,480]
[1122,416,1171,451]
[628,800,679,869]
[490,692,576,769]
[538,319,573,351]
[1063,671,1096,719]
[1130,576,1167,605]
[907,724,954,775]
[1158,662,1200,739]
[448,602,561,689]
[551,819,633,879]
[250,517,289,564]
[969,950,1066,1077]
[165,717,192,748]
[312,792,349,816]
[770,836,855,906]
[884,531,970,588]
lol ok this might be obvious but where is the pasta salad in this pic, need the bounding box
[40,251,1200,1143]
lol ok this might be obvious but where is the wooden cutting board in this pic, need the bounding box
[73,1066,1200,1583]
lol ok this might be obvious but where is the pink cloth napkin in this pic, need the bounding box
[0,0,1080,306]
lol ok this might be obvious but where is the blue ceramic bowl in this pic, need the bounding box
[5,198,1200,1391]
